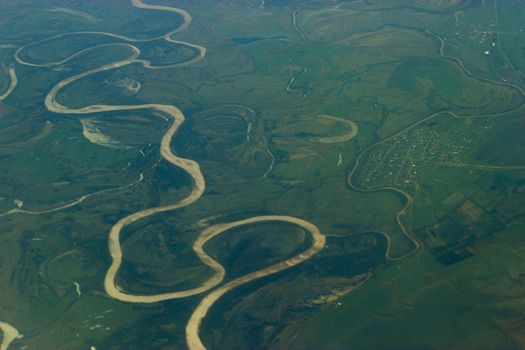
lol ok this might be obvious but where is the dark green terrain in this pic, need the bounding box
[1,0,525,349]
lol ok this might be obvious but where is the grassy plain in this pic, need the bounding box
[1,0,525,349]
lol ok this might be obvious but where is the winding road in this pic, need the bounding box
[14,1,326,349]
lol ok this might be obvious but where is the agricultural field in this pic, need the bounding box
[1,0,525,349]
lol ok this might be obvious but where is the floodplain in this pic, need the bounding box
[1,0,525,349]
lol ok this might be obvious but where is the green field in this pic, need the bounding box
[1,0,525,349]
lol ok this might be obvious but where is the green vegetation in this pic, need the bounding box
[291,227,525,349]
[1,0,525,349]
